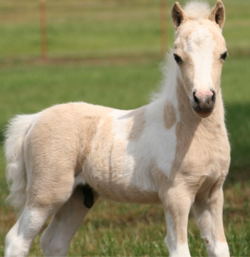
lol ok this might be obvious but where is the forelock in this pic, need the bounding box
[184,1,211,20]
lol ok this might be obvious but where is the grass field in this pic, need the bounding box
[0,0,250,256]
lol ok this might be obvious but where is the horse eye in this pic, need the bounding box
[220,51,228,61]
[173,54,183,64]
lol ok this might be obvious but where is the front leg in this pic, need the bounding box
[160,186,193,257]
[193,185,230,257]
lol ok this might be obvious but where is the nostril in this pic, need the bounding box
[193,90,199,104]
[211,89,216,102]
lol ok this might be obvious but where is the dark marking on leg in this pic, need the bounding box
[82,184,94,208]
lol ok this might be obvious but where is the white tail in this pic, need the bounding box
[4,114,38,210]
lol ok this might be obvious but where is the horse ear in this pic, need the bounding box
[209,0,225,28]
[172,2,186,28]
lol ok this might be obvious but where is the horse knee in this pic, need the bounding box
[40,187,89,257]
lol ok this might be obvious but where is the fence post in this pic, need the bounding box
[160,0,168,57]
[39,0,48,60]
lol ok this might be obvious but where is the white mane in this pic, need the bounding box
[184,1,211,19]
[151,52,177,102]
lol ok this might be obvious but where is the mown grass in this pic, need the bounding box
[0,57,250,257]
[0,0,250,256]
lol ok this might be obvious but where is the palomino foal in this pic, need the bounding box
[4,1,230,257]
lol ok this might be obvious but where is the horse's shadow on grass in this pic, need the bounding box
[225,103,250,184]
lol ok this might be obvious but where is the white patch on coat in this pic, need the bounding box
[207,241,230,257]
[111,108,158,194]
[5,207,48,257]
[144,100,178,175]
[150,53,180,175]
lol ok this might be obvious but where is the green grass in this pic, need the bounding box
[0,0,249,59]
[0,57,250,257]
[0,0,250,256]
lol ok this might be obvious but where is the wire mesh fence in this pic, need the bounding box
[0,0,170,62]
[0,0,249,64]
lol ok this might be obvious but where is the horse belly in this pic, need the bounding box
[82,135,159,203]
[84,153,160,204]
[86,172,160,204]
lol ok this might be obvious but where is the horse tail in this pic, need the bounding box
[4,114,38,210]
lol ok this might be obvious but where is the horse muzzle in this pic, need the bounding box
[192,89,216,118]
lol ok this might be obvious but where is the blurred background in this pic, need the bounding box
[0,0,249,256]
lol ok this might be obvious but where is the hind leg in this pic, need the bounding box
[4,186,74,257]
[5,169,75,257]
[5,205,51,257]
[40,186,94,257]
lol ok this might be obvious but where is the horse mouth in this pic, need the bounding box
[192,104,214,118]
